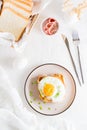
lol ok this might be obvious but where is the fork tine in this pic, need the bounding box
[72,31,80,41]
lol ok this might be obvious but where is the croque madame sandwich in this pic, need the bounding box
[37,74,66,103]
[0,0,33,41]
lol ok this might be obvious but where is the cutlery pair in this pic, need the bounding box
[62,32,84,86]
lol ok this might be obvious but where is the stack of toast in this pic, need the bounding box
[0,0,33,41]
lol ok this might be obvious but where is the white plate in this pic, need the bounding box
[24,63,76,116]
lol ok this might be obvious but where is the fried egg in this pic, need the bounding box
[38,76,65,103]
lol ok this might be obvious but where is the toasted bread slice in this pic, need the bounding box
[3,0,33,18]
[0,0,33,41]
[0,9,29,41]
[9,0,33,11]
[38,74,64,84]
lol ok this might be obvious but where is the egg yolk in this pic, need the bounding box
[43,84,54,96]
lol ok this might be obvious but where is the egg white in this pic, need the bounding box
[38,76,65,102]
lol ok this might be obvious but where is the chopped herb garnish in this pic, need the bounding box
[44,83,46,86]
[48,107,51,110]
[38,102,41,105]
[30,100,32,103]
[33,98,36,101]
[43,102,46,104]
[54,92,60,98]
[39,106,42,110]
[29,91,33,97]
[58,86,61,89]
[40,89,44,97]
[32,81,38,85]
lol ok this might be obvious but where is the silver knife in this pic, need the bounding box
[62,34,81,86]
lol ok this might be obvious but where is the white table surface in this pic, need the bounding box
[0,0,87,129]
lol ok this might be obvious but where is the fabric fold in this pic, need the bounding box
[0,65,75,130]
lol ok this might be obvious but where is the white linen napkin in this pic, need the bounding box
[0,65,75,130]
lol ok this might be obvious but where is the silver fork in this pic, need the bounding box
[72,31,84,84]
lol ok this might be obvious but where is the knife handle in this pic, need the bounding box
[77,46,84,84]
[66,40,81,86]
